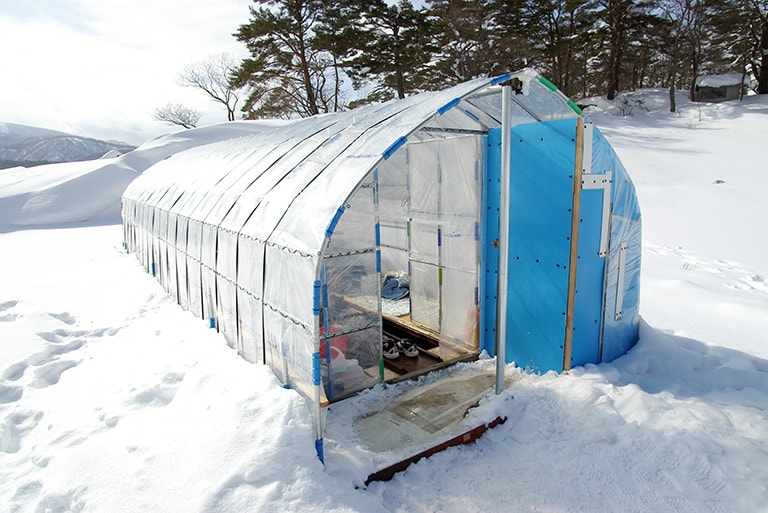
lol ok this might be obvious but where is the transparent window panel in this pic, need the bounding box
[186,257,203,318]
[201,266,217,321]
[237,236,265,298]
[201,223,217,267]
[166,244,179,302]
[216,278,238,350]
[263,308,314,400]
[237,288,264,364]
[216,229,238,281]
[263,245,316,327]
[438,136,480,217]
[325,188,375,255]
[408,142,439,214]
[380,220,407,251]
[441,219,478,273]
[324,326,381,401]
[410,261,440,332]
[440,267,479,352]
[409,220,439,265]
[322,252,379,324]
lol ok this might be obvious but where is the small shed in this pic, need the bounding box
[122,68,641,460]
[693,73,747,102]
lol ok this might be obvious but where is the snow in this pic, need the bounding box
[695,74,749,87]
[2,91,768,513]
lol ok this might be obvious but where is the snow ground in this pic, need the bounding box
[1,92,767,513]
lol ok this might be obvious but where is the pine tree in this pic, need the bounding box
[338,0,439,103]
[425,0,499,86]
[233,0,331,118]
[521,0,598,97]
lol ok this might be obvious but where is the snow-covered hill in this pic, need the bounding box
[0,92,766,513]
[0,122,135,169]
[0,121,283,231]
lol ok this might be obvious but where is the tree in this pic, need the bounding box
[339,0,438,102]
[656,0,700,111]
[153,103,201,129]
[740,0,768,93]
[425,0,499,86]
[595,0,659,100]
[522,0,598,97]
[179,54,241,121]
[234,0,341,118]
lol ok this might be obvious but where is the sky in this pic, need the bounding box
[0,0,252,146]
[0,90,767,512]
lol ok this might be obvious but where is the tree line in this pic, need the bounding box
[157,0,768,127]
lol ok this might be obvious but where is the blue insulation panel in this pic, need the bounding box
[480,134,500,356]
[505,119,576,372]
[571,187,605,367]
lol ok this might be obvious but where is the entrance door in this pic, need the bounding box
[407,135,482,357]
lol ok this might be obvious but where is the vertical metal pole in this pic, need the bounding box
[496,82,513,395]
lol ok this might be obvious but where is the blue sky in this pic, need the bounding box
[0,0,250,145]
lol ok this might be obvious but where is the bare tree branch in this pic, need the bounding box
[179,54,241,121]
[153,102,201,129]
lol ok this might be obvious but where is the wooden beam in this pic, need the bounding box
[563,117,585,372]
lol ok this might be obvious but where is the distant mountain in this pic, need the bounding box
[0,122,135,169]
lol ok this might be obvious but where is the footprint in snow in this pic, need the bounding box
[0,383,23,404]
[33,487,87,513]
[0,299,19,312]
[37,328,91,344]
[2,361,28,381]
[1,409,44,454]
[29,360,79,389]
[48,311,76,325]
[27,340,84,366]
[0,300,19,322]
[132,371,186,407]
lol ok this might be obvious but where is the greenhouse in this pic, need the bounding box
[122,68,641,459]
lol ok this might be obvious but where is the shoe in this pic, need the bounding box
[383,339,399,360]
[398,338,418,358]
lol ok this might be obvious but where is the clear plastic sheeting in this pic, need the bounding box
[121,67,640,432]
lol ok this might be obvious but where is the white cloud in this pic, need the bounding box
[0,0,251,145]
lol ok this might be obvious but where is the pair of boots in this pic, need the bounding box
[383,338,418,359]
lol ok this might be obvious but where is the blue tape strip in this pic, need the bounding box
[383,136,407,160]
[464,109,480,122]
[437,227,442,247]
[312,352,321,386]
[376,249,381,273]
[437,98,460,115]
[375,222,381,246]
[209,317,216,329]
[325,205,346,238]
[313,280,321,315]
[491,73,512,85]
[315,438,324,464]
